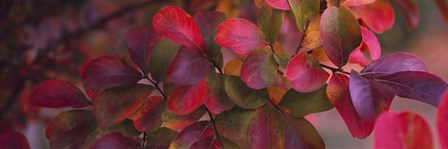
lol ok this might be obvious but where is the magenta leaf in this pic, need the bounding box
[90,132,140,149]
[350,0,395,34]
[327,73,374,138]
[437,91,448,149]
[348,48,370,66]
[168,79,208,116]
[0,131,30,149]
[31,79,91,108]
[374,112,433,149]
[80,55,142,90]
[167,47,212,85]
[127,27,162,72]
[265,0,291,10]
[286,52,329,93]
[152,6,206,52]
[241,48,277,89]
[216,18,267,55]
[344,0,375,6]
[360,26,381,60]
[361,52,428,76]
[169,121,215,148]
[349,71,394,121]
[376,71,448,107]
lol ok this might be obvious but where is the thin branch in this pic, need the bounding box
[294,21,311,56]
[205,107,223,146]
[145,76,167,100]
[141,132,148,147]
[320,64,350,75]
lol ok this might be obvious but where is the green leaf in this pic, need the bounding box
[149,39,179,82]
[288,0,320,33]
[224,76,268,109]
[279,85,334,117]
[146,127,178,149]
[257,5,284,45]
[215,107,256,149]
[161,107,206,131]
[274,53,291,68]
[205,73,234,114]
[93,84,154,127]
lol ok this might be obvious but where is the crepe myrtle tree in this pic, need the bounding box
[20,0,448,148]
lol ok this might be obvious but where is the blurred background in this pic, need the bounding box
[0,0,447,148]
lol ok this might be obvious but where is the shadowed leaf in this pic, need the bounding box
[31,79,91,108]
[90,132,140,149]
[279,85,333,117]
[437,91,448,149]
[288,0,320,33]
[258,5,284,45]
[224,76,268,109]
[149,39,179,82]
[166,47,212,85]
[168,79,208,116]
[127,27,162,72]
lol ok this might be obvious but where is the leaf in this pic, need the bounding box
[282,114,325,149]
[204,73,234,114]
[189,136,222,149]
[93,84,154,127]
[375,71,448,107]
[374,112,433,149]
[350,0,395,34]
[248,104,285,149]
[348,48,370,66]
[361,52,428,76]
[224,58,243,76]
[129,96,165,133]
[279,85,333,117]
[45,110,97,149]
[90,132,140,149]
[162,105,206,131]
[168,79,208,116]
[265,0,291,10]
[434,0,448,21]
[31,79,91,108]
[257,5,284,45]
[215,18,267,55]
[169,121,215,149]
[286,52,329,93]
[273,53,291,68]
[389,0,419,29]
[241,48,277,89]
[149,39,179,82]
[0,131,30,149]
[349,71,394,121]
[215,107,256,149]
[320,6,362,67]
[127,27,162,72]
[224,76,268,109]
[194,11,226,69]
[344,0,375,6]
[288,0,320,33]
[167,47,212,85]
[146,128,178,149]
[152,6,206,51]
[80,56,142,90]
[437,91,448,149]
[327,73,374,139]
[359,26,380,60]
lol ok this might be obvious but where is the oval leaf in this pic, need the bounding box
[152,6,205,51]
[215,107,256,149]
[279,85,333,117]
[361,52,428,76]
[80,56,142,90]
[167,47,212,85]
[31,79,90,108]
[90,132,140,149]
[168,79,208,116]
[288,0,320,33]
[350,0,395,34]
[241,48,277,89]
[149,39,179,82]
[127,27,162,72]
[286,52,329,93]
[162,108,206,131]
[265,0,291,10]
[224,76,268,109]
[216,18,267,55]
[345,0,375,6]
[169,121,215,149]
[129,96,165,133]
[204,73,234,114]
[248,105,285,149]
[320,6,362,67]
[146,128,178,149]
[257,5,284,45]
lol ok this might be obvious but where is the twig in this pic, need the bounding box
[320,64,350,75]
[205,107,223,146]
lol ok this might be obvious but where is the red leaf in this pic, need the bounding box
[167,47,212,85]
[169,121,215,148]
[248,105,285,149]
[0,131,30,149]
[216,18,267,55]
[189,137,223,149]
[434,0,448,21]
[163,108,206,131]
[127,27,162,72]
[350,0,395,34]
[437,91,448,149]
[31,80,91,108]
[327,73,374,138]
[129,96,165,133]
[389,0,420,29]
[152,6,206,52]
[349,71,394,121]
[265,0,291,10]
[90,132,140,149]
[361,52,428,76]
[168,79,208,116]
[374,112,433,149]
[320,6,362,67]
[241,48,277,89]
[344,0,375,6]
[348,48,370,66]
[80,56,142,90]
[360,26,381,60]
[375,71,448,107]
[286,52,329,93]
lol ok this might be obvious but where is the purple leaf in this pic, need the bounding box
[90,132,140,149]
[166,47,212,85]
[31,80,91,108]
[361,52,428,76]
[127,27,162,72]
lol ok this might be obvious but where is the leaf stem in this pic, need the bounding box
[320,64,350,75]
[141,132,148,147]
[145,75,167,100]
[204,106,223,146]
[294,21,311,56]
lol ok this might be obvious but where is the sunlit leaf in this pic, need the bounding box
[166,47,212,85]
[279,85,333,117]
[257,5,284,45]
[224,76,268,109]
[149,39,179,82]
[241,48,277,89]
[320,6,362,67]
[168,79,208,116]
[216,18,267,55]
[90,132,140,149]
[286,52,329,93]
[374,112,433,149]
[31,79,91,108]
[127,27,162,72]
[288,0,320,33]
[350,0,395,34]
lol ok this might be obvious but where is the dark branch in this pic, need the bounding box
[320,64,351,75]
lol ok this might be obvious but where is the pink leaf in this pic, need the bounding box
[241,48,277,89]
[127,27,162,72]
[350,0,395,34]
[437,91,448,149]
[0,131,30,149]
[152,6,206,52]
[286,52,329,93]
[166,47,212,85]
[374,112,433,149]
[31,80,91,108]
[265,0,291,10]
[168,79,208,116]
[216,18,267,55]
[345,0,375,6]
[389,0,420,29]
[80,56,142,90]
[361,26,381,60]
[90,132,140,149]
[348,48,370,66]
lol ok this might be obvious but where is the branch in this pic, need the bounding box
[320,64,350,75]
[294,21,311,56]
[204,106,223,146]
